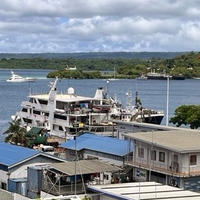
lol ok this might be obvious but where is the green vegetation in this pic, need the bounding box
[47,69,102,79]
[170,105,200,129]
[3,119,27,145]
[3,120,48,147]
[1,51,200,79]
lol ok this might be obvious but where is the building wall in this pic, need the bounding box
[134,141,170,171]
[0,155,62,188]
[9,155,61,179]
[133,140,200,176]
[0,188,13,200]
[83,149,124,166]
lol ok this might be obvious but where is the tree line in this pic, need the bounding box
[1,51,200,78]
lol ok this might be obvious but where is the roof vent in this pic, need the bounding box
[68,87,75,95]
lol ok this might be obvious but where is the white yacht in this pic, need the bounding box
[7,71,36,82]
[13,78,164,139]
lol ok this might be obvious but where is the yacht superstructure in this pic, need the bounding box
[13,78,164,139]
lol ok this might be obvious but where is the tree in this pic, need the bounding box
[3,119,27,146]
[170,105,200,129]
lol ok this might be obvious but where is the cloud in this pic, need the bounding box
[0,0,200,52]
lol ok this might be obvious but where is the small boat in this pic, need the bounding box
[6,71,36,82]
[136,74,147,80]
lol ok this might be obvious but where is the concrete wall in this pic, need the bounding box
[0,155,62,189]
[134,141,169,170]
[133,140,200,176]
[0,189,13,200]
[9,155,61,180]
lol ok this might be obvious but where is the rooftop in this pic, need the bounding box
[30,93,94,103]
[88,182,200,200]
[124,130,200,153]
[0,142,39,167]
[0,143,64,169]
[50,160,121,176]
[60,133,133,156]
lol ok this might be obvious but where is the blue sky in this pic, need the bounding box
[0,0,200,53]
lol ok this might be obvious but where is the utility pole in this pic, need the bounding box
[166,76,170,126]
[74,135,77,195]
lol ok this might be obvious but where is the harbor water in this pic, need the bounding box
[1,69,200,141]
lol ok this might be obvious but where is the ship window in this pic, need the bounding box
[30,98,37,103]
[59,126,64,131]
[38,99,48,105]
[54,114,67,120]
[56,101,65,109]
[159,152,165,162]
[151,150,156,161]
[1,182,7,190]
[138,147,144,158]
[190,155,197,165]
[44,112,49,116]
[33,110,40,115]
[23,118,32,123]
[22,108,28,112]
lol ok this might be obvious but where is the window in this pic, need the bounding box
[159,152,165,162]
[151,150,156,161]
[33,110,40,115]
[54,114,67,120]
[190,155,197,165]
[1,182,7,190]
[22,108,27,112]
[138,147,144,158]
[38,99,48,105]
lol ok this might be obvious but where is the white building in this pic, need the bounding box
[124,130,200,190]
[0,143,64,192]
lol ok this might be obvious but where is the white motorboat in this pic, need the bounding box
[6,71,36,82]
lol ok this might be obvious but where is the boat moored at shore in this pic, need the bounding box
[12,78,164,139]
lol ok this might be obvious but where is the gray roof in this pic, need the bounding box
[125,130,200,153]
[88,182,200,200]
[50,160,121,176]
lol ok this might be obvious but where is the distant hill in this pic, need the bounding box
[0,52,186,59]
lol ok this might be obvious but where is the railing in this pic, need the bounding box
[42,182,85,196]
[125,157,200,177]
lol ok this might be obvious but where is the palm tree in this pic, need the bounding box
[3,119,27,146]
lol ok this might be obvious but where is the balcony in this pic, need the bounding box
[126,157,200,177]
[42,182,85,196]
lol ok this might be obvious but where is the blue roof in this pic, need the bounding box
[0,142,39,167]
[60,133,133,156]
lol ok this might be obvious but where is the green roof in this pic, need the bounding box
[26,127,44,137]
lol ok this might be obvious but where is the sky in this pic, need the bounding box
[0,0,200,53]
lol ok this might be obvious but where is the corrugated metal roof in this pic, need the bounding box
[50,160,121,175]
[60,133,133,156]
[0,142,39,167]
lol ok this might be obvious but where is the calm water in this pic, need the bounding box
[1,69,200,141]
